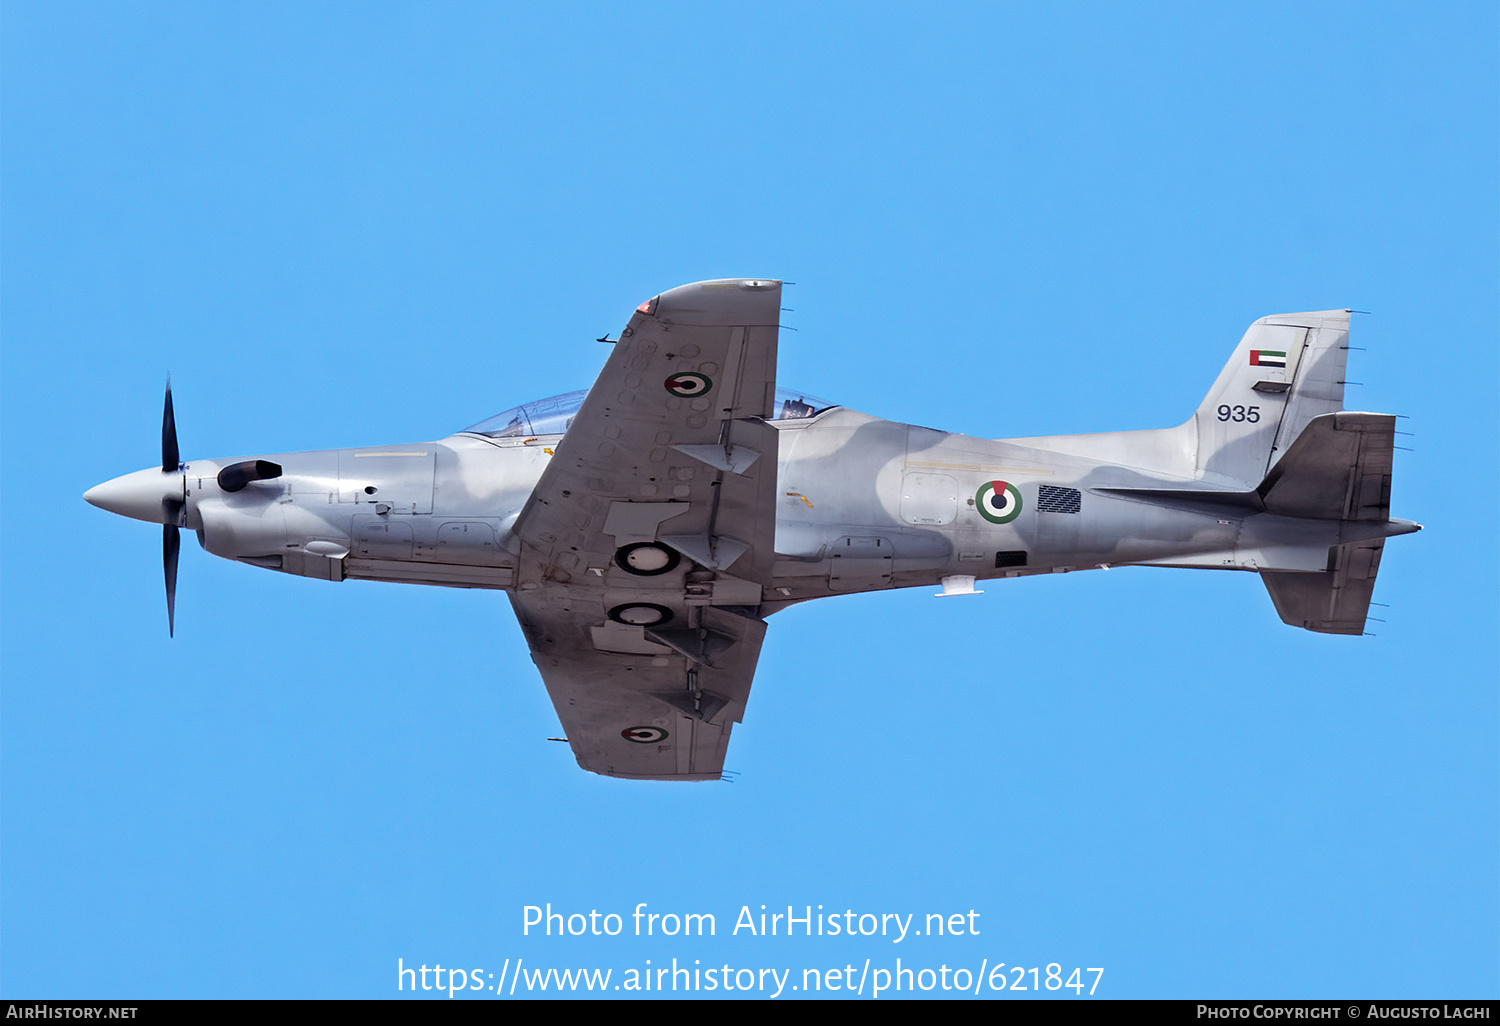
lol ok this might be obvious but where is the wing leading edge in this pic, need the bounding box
[509,279,783,780]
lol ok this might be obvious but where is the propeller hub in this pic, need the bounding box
[83,467,185,525]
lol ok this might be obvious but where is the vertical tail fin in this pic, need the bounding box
[1192,310,1352,488]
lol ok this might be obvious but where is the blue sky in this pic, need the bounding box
[3,1,1495,1000]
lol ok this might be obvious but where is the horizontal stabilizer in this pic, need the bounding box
[1261,540,1384,635]
[1095,411,1397,523]
[1258,412,1394,521]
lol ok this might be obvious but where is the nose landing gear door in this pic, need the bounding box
[337,448,436,514]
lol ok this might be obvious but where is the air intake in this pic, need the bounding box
[217,460,283,493]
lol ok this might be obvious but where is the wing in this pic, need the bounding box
[511,593,767,779]
[509,279,783,780]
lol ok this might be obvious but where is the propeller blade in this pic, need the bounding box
[163,523,180,637]
[162,378,182,635]
[162,379,179,473]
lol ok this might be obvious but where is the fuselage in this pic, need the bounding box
[88,401,1356,608]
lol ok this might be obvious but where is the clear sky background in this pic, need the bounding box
[3,1,1495,1000]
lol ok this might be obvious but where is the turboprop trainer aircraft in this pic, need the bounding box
[85,279,1419,780]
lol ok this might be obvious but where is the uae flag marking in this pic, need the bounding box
[1249,350,1287,368]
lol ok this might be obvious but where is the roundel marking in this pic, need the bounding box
[608,602,673,627]
[622,726,668,744]
[664,372,713,398]
[976,480,1023,524]
[614,542,681,577]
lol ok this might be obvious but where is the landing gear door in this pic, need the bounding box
[828,536,894,592]
[337,447,435,514]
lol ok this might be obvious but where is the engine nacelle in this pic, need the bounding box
[195,487,351,582]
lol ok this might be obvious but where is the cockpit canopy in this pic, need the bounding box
[461,387,836,439]
[462,390,590,439]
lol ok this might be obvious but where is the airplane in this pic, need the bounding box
[84,278,1420,781]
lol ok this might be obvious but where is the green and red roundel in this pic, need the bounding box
[664,372,713,398]
[976,480,1022,524]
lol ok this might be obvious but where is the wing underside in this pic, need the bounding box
[511,593,767,779]
[508,279,783,780]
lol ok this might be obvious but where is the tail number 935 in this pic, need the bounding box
[1217,404,1261,423]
